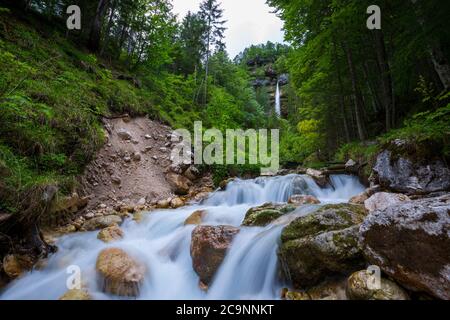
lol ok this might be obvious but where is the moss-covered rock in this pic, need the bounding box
[242,203,298,227]
[279,204,367,288]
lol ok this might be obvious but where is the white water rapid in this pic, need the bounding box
[275,81,281,117]
[0,174,364,300]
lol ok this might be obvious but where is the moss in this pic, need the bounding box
[281,204,366,243]
[242,203,297,227]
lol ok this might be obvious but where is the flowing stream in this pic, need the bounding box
[0,174,364,300]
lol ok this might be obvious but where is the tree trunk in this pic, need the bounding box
[100,0,117,56]
[428,42,450,91]
[343,42,366,141]
[374,30,394,131]
[333,41,351,143]
[410,0,450,91]
[88,0,110,53]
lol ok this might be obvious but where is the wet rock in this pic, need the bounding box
[219,178,234,190]
[81,215,122,231]
[97,225,124,243]
[96,248,145,297]
[184,210,206,225]
[360,194,450,300]
[291,176,311,195]
[306,168,329,188]
[279,204,367,288]
[117,129,133,141]
[242,203,298,227]
[190,225,240,284]
[170,197,185,209]
[156,199,171,209]
[283,279,348,300]
[166,173,192,195]
[373,145,450,195]
[2,254,33,279]
[288,195,320,205]
[59,289,92,300]
[346,270,409,300]
[349,185,382,205]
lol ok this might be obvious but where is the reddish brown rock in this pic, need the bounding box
[190,225,239,284]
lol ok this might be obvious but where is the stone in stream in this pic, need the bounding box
[96,248,145,297]
[97,225,124,243]
[242,203,298,227]
[346,270,409,300]
[279,204,367,288]
[360,194,450,300]
[190,225,240,285]
[170,197,185,209]
[59,289,92,300]
[288,195,320,205]
[184,210,207,225]
[2,254,34,279]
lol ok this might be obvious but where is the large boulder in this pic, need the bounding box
[96,248,145,297]
[364,192,411,212]
[166,173,192,195]
[82,215,122,231]
[372,141,450,195]
[242,203,298,227]
[279,204,367,288]
[346,270,409,300]
[360,194,450,300]
[190,225,239,285]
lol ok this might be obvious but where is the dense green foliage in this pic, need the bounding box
[267,0,450,164]
[0,1,270,212]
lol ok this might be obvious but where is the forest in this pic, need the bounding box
[0,0,449,302]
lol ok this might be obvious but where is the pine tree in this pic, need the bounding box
[199,0,226,104]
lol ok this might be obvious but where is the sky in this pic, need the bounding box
[171,0,285,59]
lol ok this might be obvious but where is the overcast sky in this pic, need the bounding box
[171,0,285,58]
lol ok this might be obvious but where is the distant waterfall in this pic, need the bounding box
[275,81,281,116]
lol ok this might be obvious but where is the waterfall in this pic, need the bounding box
[275,80,281,116]
[0,174,364,300]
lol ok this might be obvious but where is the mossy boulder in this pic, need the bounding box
[279,204,367,288]
[242,203,298,227]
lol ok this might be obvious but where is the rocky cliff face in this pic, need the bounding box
[248,61,289,117]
